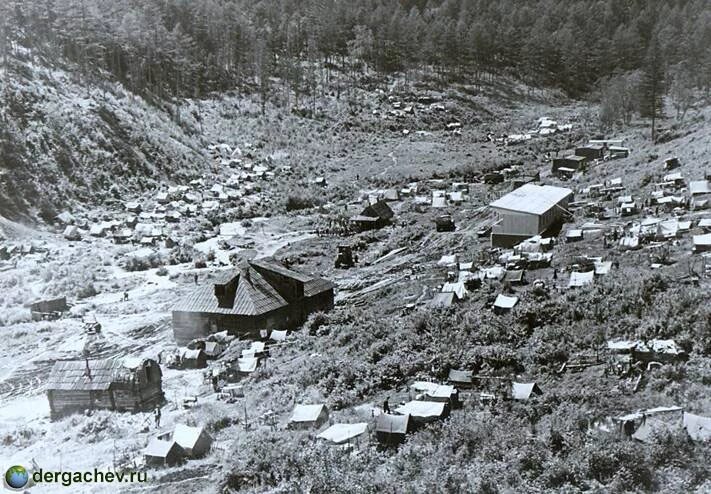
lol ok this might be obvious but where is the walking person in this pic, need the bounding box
[154,406,161,428]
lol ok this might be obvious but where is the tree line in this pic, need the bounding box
[1,0,710,109]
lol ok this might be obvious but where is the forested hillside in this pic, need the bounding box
[2,0,710,101]
[0,0,709,220]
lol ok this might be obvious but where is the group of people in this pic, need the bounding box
[316,218,353,237]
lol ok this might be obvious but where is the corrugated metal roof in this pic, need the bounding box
[490,183,572,216]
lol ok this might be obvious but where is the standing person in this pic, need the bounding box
[123,291,129,302]
[194,273,198,285]
[154,406,161,428]
[212,375,219,392]
[383,397,390,414]
[553,268,558,280]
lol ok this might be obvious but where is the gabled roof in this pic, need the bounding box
[490,184,572,216]
[175,269,285,316]
[512,382,542,400]
[145,438,182,458]
[47,358,153,391]
[362,200,394,220]
[290,404,326,423]
[173,424,211,450]
[173,259,332,316]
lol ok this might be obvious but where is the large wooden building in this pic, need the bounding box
[349,200,394,231]
[489,183,573,247]
[172,259,335,345]
[46,358,163,420]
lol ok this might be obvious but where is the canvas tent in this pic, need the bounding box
[448,369,473,387]
[429,292,455,308]
[289,404,329,429]
[237,357,259,373]
[683,412,711,442]
[395,401,449,425]
[493,294,518,314]
[144,439,184,467]
[316,423,368,444]
[63,225,81,241]
[173,424,213,458]
[441,281,467,300]
[512,382,542,401]
[693,234,711,253]
[375,413,410,446]
[568,271,594,288]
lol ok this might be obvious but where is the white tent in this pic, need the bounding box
[395,401,446,420]
[693,234,711,252]
[437,254,458,267]
[512,382,542,401]
[316,423,368,444]
[568,271,594,288]
[289,404,328,427]
[441,281,467,300]
[594,261,612,276]
[493,294,518,310]
[237,357,258,373]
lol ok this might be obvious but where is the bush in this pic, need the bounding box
[77,283,98,299]
[123,253,163,272]
[285,193,321,211]
[156,266,168,276]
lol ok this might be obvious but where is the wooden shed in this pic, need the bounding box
[30,297,68,321]
[552,155,587,174]
[349,200,394,232]
[46,358,163,420]
[575,145,605,160]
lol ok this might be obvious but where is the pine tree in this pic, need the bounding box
[639,35,665,141]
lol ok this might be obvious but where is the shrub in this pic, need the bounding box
[76,283,98,299]
[123,253,163,272]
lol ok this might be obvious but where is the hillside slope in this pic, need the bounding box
[0,49,207,221]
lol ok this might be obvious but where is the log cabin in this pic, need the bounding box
[46,358,163,420]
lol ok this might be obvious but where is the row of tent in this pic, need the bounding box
[290,379,543,447]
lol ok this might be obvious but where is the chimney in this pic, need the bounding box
[215,273,240,308]
[84,358,92,380]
